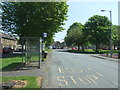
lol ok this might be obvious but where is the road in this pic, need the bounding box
[42,49,119,88]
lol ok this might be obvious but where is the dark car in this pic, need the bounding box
[100,48,108,50]
[117,47,120,50]
[3,47,13,53]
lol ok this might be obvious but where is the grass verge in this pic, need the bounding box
[67,49,120,54]
[1,54,41,71]
[0,56,22,71]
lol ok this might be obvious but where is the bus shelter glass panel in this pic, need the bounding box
[22,37,42,68]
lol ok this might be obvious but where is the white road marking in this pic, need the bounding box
[96,72,103,77]
[84,76,92,84]
[79,77,86,85]
[113,82,120,86]
[86,75,97,84]
[58,67,64,73]
[70,76,77,85]
[57,76,68,86]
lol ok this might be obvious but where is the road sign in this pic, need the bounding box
[43,33,47,37]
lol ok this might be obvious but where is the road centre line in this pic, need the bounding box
[70,76,77,85]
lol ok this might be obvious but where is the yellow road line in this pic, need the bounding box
[79,77,86,85]
[58,67,64,73]
[70,76,77,85]
[86,75,97,84]
[57,76,68,86]
[96,72,103,77]
[113,82,120,86]
[90,75,98,80]
[84,76,92,84]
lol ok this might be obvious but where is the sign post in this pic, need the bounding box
[42,33,47,62]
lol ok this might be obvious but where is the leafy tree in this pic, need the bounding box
[2,2,68,45]
[67,22,82,35]
[65,22,88,51]
[84,15,112,52]
[117,26,120,46]
[112,25,120,49]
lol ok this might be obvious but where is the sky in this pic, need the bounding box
[54,0,119,42]
[0,0,119,40]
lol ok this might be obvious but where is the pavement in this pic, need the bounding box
[42,49,119,88]
[91,54,120,62]
[2,64,44,77]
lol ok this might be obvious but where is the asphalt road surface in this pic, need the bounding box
[42,49,119,88]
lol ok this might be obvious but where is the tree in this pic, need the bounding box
[84,15,112,52]
[118,26,120,46]
[2,2,68,45]
[112,25,120,49]
[65,22,88,51]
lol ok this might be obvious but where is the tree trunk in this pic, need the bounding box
[114,45,115,50]
[96,43,100,52]
[81,45,84,51]
[78,44,80,51]
[95,43,98,52]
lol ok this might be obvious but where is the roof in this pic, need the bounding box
[0,32,16,40]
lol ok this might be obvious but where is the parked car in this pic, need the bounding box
[70,48,77,50]
[117,47,120,50]
[100,48,108,50]
[3,47,13,53]
[0,49,2,53]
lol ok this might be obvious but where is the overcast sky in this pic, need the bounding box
[54,0,119,42]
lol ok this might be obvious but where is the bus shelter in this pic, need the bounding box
[21,37,42,69]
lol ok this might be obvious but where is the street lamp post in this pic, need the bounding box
[101,10,112,58]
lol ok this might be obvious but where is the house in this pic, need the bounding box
[0,32,17,50]
[52,41,66,49]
